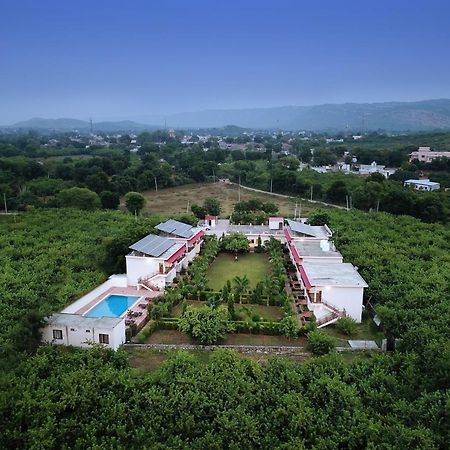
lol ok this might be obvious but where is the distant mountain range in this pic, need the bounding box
[3,117,156,133]
[4,99,450,132]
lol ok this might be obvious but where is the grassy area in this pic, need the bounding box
[171,300,284,322]
[321,313,384,346]
[145,329,194,345]
[207,252,270,290]
[133,182,319,216]
[223,333,306,347]
[236,304,284,322]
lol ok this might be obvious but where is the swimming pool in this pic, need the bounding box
[84,294,141,318]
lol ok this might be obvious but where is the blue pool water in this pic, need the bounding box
[84,294,140,318]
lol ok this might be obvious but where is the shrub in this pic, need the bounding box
[306,330,335,356]
[336,316,358,336]
[178,304,234,344]
[279,315,299,338]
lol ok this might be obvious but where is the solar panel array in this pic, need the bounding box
[155,219,194,239]
[286,219,322,238]
[129,234,175,257]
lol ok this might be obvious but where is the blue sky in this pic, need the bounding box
[1,0,450,124]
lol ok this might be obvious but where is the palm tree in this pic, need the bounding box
[233,275,250,304]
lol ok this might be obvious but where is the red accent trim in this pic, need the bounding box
[205,215,218,220]
[188,230,205,245]
[166,246,186,264]
[290,243,302,263]
[299,265,313,289]
[284,227,292,243]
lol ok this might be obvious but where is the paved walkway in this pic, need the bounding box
[230,182,348,210]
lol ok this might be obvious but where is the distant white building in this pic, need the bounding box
[42,313,126,350]
[409,146,450,163]
[404,179,440,191]
[358,161,396,178]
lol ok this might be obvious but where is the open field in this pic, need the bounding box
[171,300,284,322]
[134,182,320,217]
[207,252,270,290]
[125,347,311,372]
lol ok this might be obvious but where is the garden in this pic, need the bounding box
[136,234,302,345]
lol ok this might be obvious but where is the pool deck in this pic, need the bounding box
[75,286,162,330]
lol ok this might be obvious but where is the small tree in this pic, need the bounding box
[179,304,234,344]
[221,232,249,253]
[100,190,120,209]
[204,197,221,216]
[125,192,146,215]
[279,315,299,339]
[307,330,335,356]
[308,211,330,226]
[336,316,358,337]
[56,187,100,210]
[233,275,250,304]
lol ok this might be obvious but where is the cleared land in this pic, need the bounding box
[206,252,270,290]
[321,313,384,346]
[133,182,319,216]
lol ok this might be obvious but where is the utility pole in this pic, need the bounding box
[270,178,273,193]
[294,202,297,219]
[299,202,302,219]
[3,193,8,214]
[238,175,241,202]
[310,185,313,201]
[154,177,158,192]
[346,195,349,210]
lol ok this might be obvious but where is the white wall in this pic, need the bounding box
[42,320,126,350]
[126,255,160,286]
[319,286,364,322]
[62,275,127,314]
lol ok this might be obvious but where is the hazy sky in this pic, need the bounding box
[1,0,450,124]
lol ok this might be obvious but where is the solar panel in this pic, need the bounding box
[129,234,175,257]
[287,220,322,238]
[156,219,194,239]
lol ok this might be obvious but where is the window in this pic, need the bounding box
[53,329,63,340]
[99,333,109,345]
[86,329,90,333]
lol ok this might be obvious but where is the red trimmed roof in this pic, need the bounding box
[165,245,186,264]
[284,227,292,243]
[205,215,218,220]
[269,217,283,221]
[299,265,312,289]
[188,229,205,245]
[290,243,302,263]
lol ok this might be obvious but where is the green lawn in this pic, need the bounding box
[206,252,270,290]
[171,300,284,322]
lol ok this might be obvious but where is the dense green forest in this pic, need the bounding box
[0,208,449,448]
[1,130,449,223]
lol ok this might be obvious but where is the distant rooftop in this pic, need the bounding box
[404,179,440,186]
[46,313,123,328]
[227,224,284,235]
[301,262,368,288]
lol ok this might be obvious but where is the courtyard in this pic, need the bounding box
[206,252,270,290]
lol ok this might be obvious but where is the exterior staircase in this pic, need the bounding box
[137,274,160,292]
[315,302,346,328]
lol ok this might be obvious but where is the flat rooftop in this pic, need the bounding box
[227,224,284,235]
[302,262,368,287]
[46,313,123,329]
[292,240,342,258]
